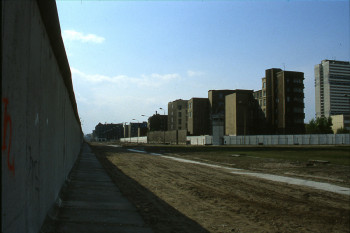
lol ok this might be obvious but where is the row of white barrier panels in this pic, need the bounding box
[120,136,148,143]
[119,135,349,145]
[223,134,350,145]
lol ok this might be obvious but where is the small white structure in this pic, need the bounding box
[187,136,213,145]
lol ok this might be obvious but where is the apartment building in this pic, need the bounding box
[125,122,147,137]
[93,123,124,140]
[254,68,305,134]
[148,112,168,131]
[331,114,350,133]
[208,90,236,116]
[168,99,188,131]
[187,98,210,136]
[208,90,236,144]
[315,60,350,118]
[226,90,264,135]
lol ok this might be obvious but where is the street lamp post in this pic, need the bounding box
[159,108,166,144]
[123,122,130,143]
[141,115,150,142]
[141,115,150,130]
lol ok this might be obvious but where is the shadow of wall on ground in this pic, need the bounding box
[92,145,210,233]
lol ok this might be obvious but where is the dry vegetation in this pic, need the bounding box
[92,144,350,233]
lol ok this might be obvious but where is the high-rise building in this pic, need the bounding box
[315,60,350,118]
[167,99,188,131]
[254,68,305,134]
[187,98,210,136]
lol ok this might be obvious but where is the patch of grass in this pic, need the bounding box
[126,144,350,166]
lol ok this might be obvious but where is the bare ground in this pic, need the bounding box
[91,144,350,233]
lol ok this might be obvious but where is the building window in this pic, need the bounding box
[263,99,266,106]
[178,112,182,117]
[189,112,192,118]
[263,91,266,97]
[178,105,182,110]
[178,119,182,124]
[178,126,182,130]
[287,97,290,102]
[263,82,266,88]
[189,103,192,109]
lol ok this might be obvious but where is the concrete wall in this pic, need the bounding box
[120,136,148,143]
[177,129,188,145]
[187,134,349,145]
[223,134,350,145]
[2,1,83,233]
[147,131,166,144]
[165,130,178,144]
[135,130,188,144]
[187,136,212,145]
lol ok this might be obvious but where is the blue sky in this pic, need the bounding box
[56,0,350,134]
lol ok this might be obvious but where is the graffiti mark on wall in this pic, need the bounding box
[2,98,15,175]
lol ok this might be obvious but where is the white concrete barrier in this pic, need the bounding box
[223,134,349,145]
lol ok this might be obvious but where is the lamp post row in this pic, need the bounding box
[126,107,166,143]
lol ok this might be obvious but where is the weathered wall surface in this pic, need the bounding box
[177,130,188,145]
[2,1,83,233]
[147,131,165,144]
[147,130,187,144]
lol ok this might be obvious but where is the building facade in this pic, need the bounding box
[93,123,124,140]
[225,90,264,136]
[208,90,236,144]
[168,99,188,131]
[187,98,210,136]
[254,69,305,134]
[148,112,168,131]
[125,122,148,137]
[331,114,350,133]
[315,60,350,118]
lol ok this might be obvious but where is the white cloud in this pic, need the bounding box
[62,30,105,43]
[71,68,181,88]
[187,70,205,77]
[70,68,190,133]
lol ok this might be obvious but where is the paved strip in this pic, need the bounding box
[229,171,350,196]
[125,147,350,196]
[44,144,153,233]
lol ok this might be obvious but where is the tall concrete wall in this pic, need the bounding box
[2,1,83,233]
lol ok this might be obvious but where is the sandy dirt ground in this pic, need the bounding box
[91,144,350,233]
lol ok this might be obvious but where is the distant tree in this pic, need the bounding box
[336,127,349,134]
[305,117,333,134]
